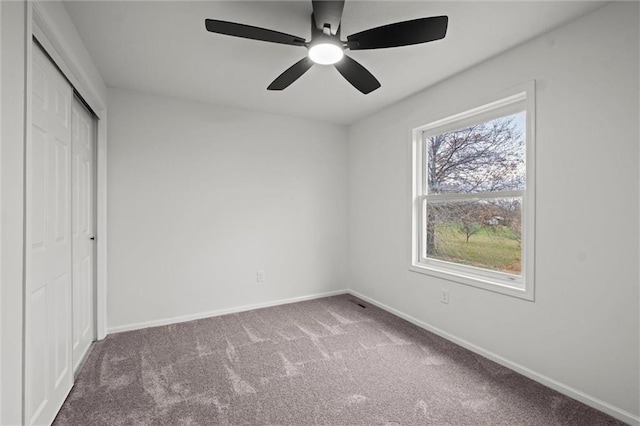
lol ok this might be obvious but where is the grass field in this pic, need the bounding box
[431,224,521,274]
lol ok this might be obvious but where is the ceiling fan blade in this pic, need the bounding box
[334,55,380,94]
[267,57,315,90]
[346,16,448,50]
[205,19,306,47]
[312,0,345,34]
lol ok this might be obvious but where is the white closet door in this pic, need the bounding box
[26,43,73,425]
[71,97,95,372]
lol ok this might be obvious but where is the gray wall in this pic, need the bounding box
[1,2,26,424]
[347,2,639,420]
[107,88,349,331]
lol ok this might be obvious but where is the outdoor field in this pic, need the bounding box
[430,224,521,274]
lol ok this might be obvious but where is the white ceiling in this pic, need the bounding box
[64,1,607,125]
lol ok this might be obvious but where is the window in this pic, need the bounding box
[411,85,535,300]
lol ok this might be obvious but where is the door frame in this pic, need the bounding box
[30,2,108,342]
[4,2,106,423]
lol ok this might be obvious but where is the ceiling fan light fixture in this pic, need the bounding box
[205,3,449,93]
[308,42,344,65]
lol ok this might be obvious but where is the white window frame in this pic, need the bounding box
[410,83,536,300]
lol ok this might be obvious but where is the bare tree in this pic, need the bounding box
[457,201,495,242]
[498,198,522,243]
[425,115,524,255]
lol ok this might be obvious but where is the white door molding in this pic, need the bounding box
[0,1,4,421]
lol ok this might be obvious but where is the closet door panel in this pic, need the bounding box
[26,42,73,426]
[71,97,95,372]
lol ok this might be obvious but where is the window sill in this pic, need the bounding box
[409,262,534,301]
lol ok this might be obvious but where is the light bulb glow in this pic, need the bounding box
[308,43,344,65]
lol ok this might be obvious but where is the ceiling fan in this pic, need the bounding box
[205,1,448,94]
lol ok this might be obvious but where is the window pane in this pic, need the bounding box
[425,197,522,275]
[426,112,526,194]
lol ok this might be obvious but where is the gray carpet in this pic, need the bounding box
[54,295,624,425]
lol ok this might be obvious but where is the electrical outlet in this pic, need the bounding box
[257,270,265,282]
[441,289,449,304]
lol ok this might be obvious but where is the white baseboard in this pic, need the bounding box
[106,289,349,335]
[348,289,639,426]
